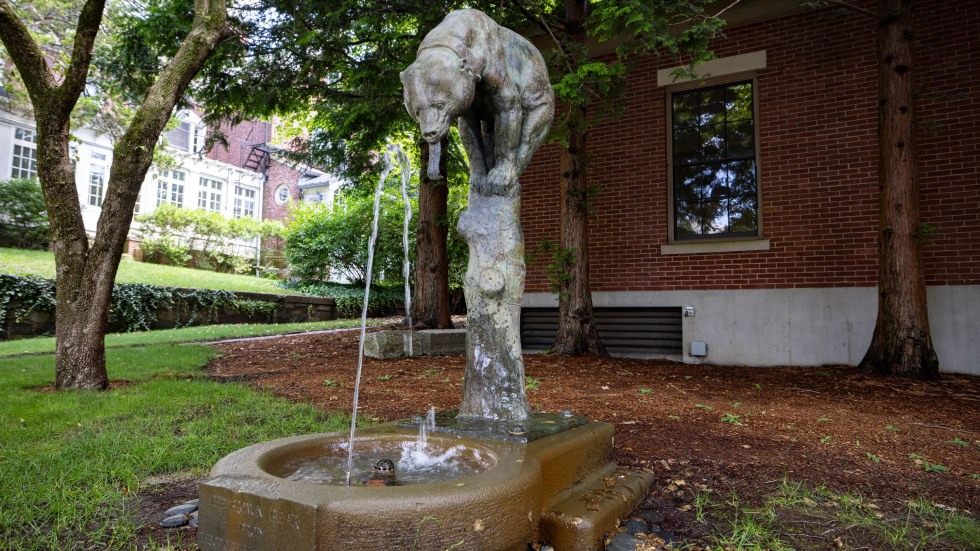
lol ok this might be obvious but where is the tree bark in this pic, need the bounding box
[859,0,938,379]
[550,0,606,357]
[0,0,233,389]
[412,137,452,329]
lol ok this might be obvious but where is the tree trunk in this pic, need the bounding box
[0,0,232,389]
[412,137,452,329]
[860,0,938,379]
[550,0,606,356]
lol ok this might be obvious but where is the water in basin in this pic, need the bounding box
[274,438,492,486]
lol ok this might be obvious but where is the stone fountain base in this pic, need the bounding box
[198,419,652,551]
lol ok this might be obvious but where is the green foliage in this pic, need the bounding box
[229,299,278,322]
[524,376,541,392]
[0,274,288,333]
[283,194,413,285]
[530,240,576,296]
[135,203,280,274]
[0,179,50,250]
[286,281,403,319]
[0,274,57,324]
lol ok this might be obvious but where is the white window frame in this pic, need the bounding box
[87,163,106,207]
[157,169,186,207]
[11,126,38,179]
[198,177,224,212]
[233,185,257,219]
[275,185,290,205]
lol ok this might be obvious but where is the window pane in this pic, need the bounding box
[727,120,755,158]
[672,92,698,128]
[726,83,754,122]
[673,127,700,164]
[699,87,726,126]
[700,123,726,161]
[729,196,758,233]
[728,160,757,195]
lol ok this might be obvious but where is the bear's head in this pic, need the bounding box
[400,49,480,145]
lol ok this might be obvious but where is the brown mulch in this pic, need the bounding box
[170,326,980,545]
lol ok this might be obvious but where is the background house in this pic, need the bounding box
[0,108,342,267]
[519,0,979,375]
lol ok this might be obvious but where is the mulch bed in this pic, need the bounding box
[148,326,980,547]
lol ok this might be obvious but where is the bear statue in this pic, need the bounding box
[400,8,554,196]
[401,9,555,424]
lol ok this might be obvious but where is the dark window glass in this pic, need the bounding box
[671,81,758,240]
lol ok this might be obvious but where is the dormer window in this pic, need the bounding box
[165,113,206,153]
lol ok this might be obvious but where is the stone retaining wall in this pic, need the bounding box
[1,290,336,340]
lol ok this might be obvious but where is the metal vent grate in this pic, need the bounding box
[521,307,683,357]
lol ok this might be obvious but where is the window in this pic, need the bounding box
[88,164,105,207]
[670,80,759,241]
[275,185,290,204]
[164,121,205,153]
[198,177,223,212]
[11,127,38,179]
[233,185,256,219]
[134,192,142,215]
[156,169,185,207]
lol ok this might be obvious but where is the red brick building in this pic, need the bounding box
[519,0,979,374]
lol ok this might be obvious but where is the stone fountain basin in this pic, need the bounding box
[199,421,653,551]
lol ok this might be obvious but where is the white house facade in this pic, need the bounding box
[0,109,266,260]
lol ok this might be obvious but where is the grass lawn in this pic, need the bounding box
[0,318,375,358]
[0,247,298,295]
[0,342,351,551]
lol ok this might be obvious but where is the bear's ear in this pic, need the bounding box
[458,58,481,83]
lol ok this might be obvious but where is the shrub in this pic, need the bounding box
[135,204,271,274]
[282,194,412,285]
[0,178,50,250]
[0,274,281,334]
[284,281,403,318]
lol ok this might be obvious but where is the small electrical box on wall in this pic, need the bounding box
[690,341,708,357]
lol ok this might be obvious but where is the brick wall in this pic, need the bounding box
[520,0,979,294]
[263,158,302,223]
[207,119,272,169]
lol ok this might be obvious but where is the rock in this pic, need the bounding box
[623,518,649,535]
[188,511,199,528]
[159,513,189,528]
[635,509,665,524]
[606,532,644,551]
[649,525,675,546]
[164,501,199,516]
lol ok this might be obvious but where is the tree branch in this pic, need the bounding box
[0,0,57,100]
[59,0,108,114]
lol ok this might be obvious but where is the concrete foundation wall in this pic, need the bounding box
[524,285,980,375]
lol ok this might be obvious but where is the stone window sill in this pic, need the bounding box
[661,239,770,255]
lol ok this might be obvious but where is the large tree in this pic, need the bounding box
[809,0,938,378]
[861,0,938,378]
[0,0,232,389]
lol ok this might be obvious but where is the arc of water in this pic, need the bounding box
[346,149,395,487]
[394,145,414,356]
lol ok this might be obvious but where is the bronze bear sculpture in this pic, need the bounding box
[400,9,554,196]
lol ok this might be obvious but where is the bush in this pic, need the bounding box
[284,281,403,318]
[134,204,281,274]
[0,274,280,334]
[283,194,412,285]
[0,178,50,250]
